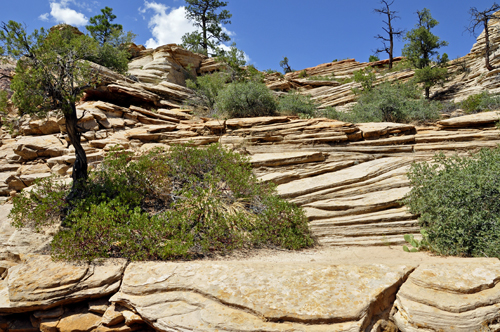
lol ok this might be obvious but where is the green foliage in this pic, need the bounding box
[308,74,336,81]
[215,43,247,81]
[186,72,229,110]
[403,230,430,252]
[404,148,500,258]
[0,22,98,117]
[329,81,441,123]
[460,91,500,114]
[352,67,376,93]
[181,31,208,55]
[11,145,313,261]
[264,69,281,75]
[402,8,449,98]
[86,7,122,45]
[85,7,135,73]
[183,0,232,54]
[280,56,293,74]
[277,90,317,117]
[298,70,308,78]
[369,55,380,62]
[215,81,278,118]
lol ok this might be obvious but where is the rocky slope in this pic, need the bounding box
[0,21,500,332]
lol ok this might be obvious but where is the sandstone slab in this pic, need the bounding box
[394,261,500,332]
[437,111,500,128]
[0,255,126,313]
[250,151,325,167]
[112,261,414,332]
[277,157,412,198]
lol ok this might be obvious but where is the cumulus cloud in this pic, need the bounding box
[139,1,250,61]
[140,2,196,49]
[39,0,88,26]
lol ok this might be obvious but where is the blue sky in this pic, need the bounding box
[1,0,495,71]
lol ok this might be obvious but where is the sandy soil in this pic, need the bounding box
[202,245,497,266]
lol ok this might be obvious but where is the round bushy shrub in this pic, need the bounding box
[404,147,500,258]
[461,92,500,114]
[277,91,317,117]
[215,81,278,118]
[11,144,314,261]
[327,81,441,124]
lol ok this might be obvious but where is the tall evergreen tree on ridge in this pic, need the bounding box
[402,8,448,99]
[182,0,232,55]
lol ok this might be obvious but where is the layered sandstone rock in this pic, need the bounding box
[111,261,414,331]
[393,260,500,332]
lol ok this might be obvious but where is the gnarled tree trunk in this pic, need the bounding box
[64,103,88,201]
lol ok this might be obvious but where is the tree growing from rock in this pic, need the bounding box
[374,0,404,69]
[402,8,448,99]
[182,0,232,55]
[279,57,293,74]
[0,22,101,199]
[467,3,500,71]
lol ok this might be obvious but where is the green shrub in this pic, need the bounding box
[404,148,500,258]
[11,144,313,261]
[277,91,317,117]
[460,92,500,114]
[369,55,380,62]
[298,70,308,78]
[330,81,441,123]
[353,67,376,93]
[186,72,229,110]
[215,81,278,118]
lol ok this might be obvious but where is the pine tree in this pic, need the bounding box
[182,0,232,55]
[86,7,122,46]
[402,8,448,99]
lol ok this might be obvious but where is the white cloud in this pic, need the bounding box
[139,0,250,62]
[140,2,197,49]
[39,13,50,21]
[40,0,88,26]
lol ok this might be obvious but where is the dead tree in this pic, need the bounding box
[374,0,404,69]
[468,3,500,71]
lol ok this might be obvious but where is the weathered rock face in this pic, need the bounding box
[0,255,126,313]
[128,44,204,86]
[111,261,414,332]
[393,260,500,332]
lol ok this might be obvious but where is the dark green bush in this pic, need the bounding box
[404,148,500,258]
[330,81,441,123]
[460,92,500,114]
[277,91,317,117]
[186,72,230,111]
[11,144,313,261]
[215,81,278,118]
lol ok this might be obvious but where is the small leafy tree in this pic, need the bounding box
[467,3,500,71]
[402,8,448,98]
[279,56,293,74]
[368,55,380,62]
[182,0,232,55]
[0,21,100,198]
[374,0,404,69]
